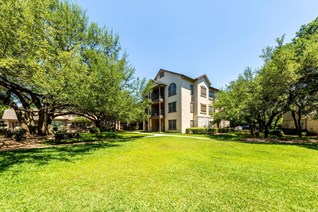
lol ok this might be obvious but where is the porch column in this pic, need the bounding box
[158,86,161,132]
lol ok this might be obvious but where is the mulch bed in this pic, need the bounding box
[0,134,53,152]
[243,137,318,144]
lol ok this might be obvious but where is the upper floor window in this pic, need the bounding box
[201,86,207,97]
[209,90,215,99]
[168,83,176,96]
[190,85,194,95]
[190,103,193,113]
[201,104,207,114]
[159,72,164,78]
[168,102,177,113]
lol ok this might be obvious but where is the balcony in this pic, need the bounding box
[151,93,164,103]
[150,110,165,119]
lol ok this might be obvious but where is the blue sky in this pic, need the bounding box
[74,0,318,88]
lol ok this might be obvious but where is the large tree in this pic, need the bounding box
[0,0,149,135]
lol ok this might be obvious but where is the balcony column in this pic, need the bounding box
[158,86,161,132]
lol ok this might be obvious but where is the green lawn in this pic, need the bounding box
[1,133,318,211]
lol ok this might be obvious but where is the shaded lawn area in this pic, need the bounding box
[45,131,148,145]
[0,135,318,211]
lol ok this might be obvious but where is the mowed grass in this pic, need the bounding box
[0,134,318,211]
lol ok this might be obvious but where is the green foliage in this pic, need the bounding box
[13,128,27,141]
[3,129,13,138]
[0,0,150,135]
[185,127,209,134]
[215,17,318,138]
[269,129,283,138]
[70,117,91,124]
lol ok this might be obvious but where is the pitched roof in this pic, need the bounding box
[155,69,214,87]
[2,109,38,121]
[2,109,18,120]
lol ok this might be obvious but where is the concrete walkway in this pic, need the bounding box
[133,132,213,140]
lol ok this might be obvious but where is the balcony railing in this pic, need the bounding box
[151,110,165,117]
[151,93,164,101]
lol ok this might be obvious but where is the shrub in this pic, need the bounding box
[218,128,234,133]
[306,131,318,136]
[269,129,283,137]
[0,128,6,135]
[186,128,209,134]
[208,128,218,134]
[4,129,14,138]
[14,128,27,141]
[55,133,66,142]
[89,127,99,134]
[282,128,308,135]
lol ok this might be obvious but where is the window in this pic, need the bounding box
[190,85,194,95]
[201,104,207,113]
[168,83,176,96]
[201,86,207,97]
[168,102,176,113]
[190,120,194,127]
[209,106,213,115]
[209,90,215,99]
[169,120,177,130]
[159,72,164,78]
[190,103,193,113]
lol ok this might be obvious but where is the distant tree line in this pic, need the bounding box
[214,18,318,138]
[0,0,151,135]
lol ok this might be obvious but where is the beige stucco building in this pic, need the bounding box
[144,69,223,133]
[282,111,318,134]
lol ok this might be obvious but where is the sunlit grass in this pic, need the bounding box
[0,134,317,211]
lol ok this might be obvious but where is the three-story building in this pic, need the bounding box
[144,69,219,133]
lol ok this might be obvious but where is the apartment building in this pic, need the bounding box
[282,111,318,134]
[143,69,220,133]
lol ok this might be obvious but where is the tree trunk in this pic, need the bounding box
[37,109,53,136]
[297,109,302,138]
[273,115,281,129]
[291,110,302,138]
[15,109,37,134]
[264,126,269,138]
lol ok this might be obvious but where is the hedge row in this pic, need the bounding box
[185,127,234,134]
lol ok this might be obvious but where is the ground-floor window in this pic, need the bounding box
[168,120,177,130]
[190,120,194,127]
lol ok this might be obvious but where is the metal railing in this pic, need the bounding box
[151,93,164,101]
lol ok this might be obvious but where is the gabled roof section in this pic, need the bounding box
[154,69,214,86]
[151,79,166,86]
[2,109,17,120]
[209,86,219,92]
[195,74,212,86]
[155,69,194,83]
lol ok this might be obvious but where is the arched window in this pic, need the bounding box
[168,83,176,96]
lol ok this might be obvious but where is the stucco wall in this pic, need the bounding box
[180,80,194,133]
[155,71,182,132]
[154,70,215,133]
[282,111,318,134]
[194,78,212,127]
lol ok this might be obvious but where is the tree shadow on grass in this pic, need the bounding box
[208,133,252,141]
[208,133,318,151]
[44,132,146,145]
[0,142,119,173]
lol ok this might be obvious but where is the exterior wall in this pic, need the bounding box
[282,111,318,134]
[155,71,182,132]
[180,80,194,133]
[3,120,20,129]
[153,70,216,133]
[194,78,212,128]
[307,119,318,133]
